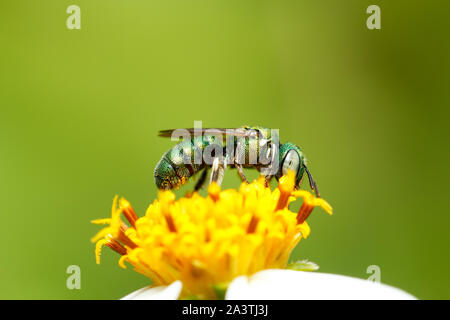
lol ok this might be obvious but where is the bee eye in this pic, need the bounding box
[282,150,300,176]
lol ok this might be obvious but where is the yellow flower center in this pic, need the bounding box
[91,170,332,299]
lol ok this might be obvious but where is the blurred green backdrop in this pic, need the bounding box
[1,0,449,299]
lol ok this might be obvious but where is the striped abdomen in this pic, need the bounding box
[154,136,222,190]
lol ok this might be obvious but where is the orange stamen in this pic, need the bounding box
[105,237,127,256]
[297,202,315,224]
[117,223,138,248]
[276,170,295,210]
[247,215,259,233]
[120,198,138,228]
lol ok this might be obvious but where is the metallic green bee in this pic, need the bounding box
[154,126,320,197]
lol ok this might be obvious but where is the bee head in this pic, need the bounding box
[276,142,320,197]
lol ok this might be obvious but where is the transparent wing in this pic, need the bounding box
[158,128,252,138]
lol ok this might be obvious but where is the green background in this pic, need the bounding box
[1,1,449,299]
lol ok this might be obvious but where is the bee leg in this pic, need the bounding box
[234,163,248,183]
[264,175,273,188]
[210,157,226,186]
[194,168,208,192]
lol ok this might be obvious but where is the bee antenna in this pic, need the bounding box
[305,166,320,198]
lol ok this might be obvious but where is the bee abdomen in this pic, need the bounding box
[154,141,203,190]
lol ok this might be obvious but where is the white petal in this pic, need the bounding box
[226,270,416,300]
[121,281,182,300]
